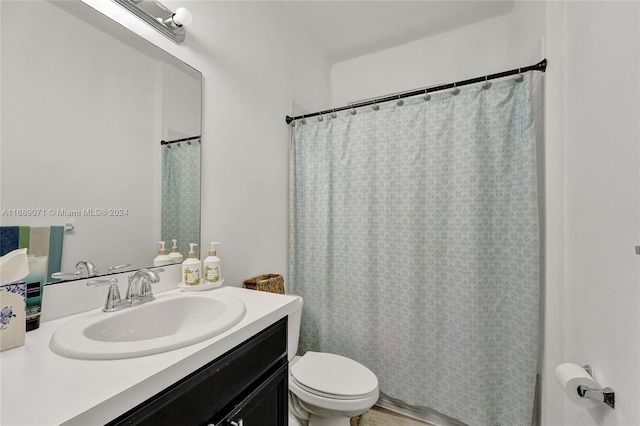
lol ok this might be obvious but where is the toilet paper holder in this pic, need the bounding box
[579,365,615,409]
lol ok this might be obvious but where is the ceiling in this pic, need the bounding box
[283,1,515,64]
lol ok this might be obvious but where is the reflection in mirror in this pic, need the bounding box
[161,134,201,261]
[0,1,202,284]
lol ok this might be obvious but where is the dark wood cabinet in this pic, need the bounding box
[218,363,288,426]
[107,317,288,426]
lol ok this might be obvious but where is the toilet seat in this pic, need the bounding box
[291,376,379,401]
[290,352,378,400]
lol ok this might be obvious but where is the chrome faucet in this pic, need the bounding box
[76,260,98,277]
[126,269,162,305]
[52,259,99,280]
[88,268,163,312]
[52,261,131,280]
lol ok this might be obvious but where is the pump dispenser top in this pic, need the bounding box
[168,239,183,264]
[154,241,173,266]
[158,241,167,255]
[208,242,219,256]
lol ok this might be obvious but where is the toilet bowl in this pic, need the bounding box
[287,297,379,426]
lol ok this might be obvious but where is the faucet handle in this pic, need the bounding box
[107,263,131,273]
[87,278,117,287]
[88,278,122,312]
[51,271,82,280]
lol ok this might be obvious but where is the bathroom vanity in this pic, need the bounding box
[0,287,298,426]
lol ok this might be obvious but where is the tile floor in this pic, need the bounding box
[353,406,436,426]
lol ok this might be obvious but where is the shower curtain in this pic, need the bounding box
[289,74,539,426]
[161,142,201,255]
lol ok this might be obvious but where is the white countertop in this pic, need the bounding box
[0,286,299,426]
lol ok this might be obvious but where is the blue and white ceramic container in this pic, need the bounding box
[0,281,26,351]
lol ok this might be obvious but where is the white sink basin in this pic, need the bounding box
[50,292,246,360]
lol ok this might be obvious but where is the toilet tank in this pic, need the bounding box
[287,295,303,361]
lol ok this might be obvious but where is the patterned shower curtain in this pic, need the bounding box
[161,142,201,255]
[289,74,539,426]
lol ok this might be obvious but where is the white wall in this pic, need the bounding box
[562,2,640,425]
[537,2,640,425]
[331,13,512,106]
[78,0,331,290]
[540,1,567,424]
[330,2,549,107]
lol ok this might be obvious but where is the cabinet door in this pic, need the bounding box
[108,318,287,426]
[217,363,288,426]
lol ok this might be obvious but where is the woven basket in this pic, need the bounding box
[242,274,285,294]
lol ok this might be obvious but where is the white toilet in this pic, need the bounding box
[287,296,379,426]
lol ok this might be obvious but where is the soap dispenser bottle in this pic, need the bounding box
[154,241,173,267]
[168,239,184,264]
[203,242,222,286]
[182,243,201,286]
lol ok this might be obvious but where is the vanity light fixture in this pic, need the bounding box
[113,0,193,43]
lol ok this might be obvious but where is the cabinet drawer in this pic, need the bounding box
[108,317,287,426]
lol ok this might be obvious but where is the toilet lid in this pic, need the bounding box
[291,352,378,398]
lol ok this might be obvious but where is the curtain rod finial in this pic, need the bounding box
[538,58,547,72]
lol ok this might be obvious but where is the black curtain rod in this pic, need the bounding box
[160,135,201,145]
[285,58,547,124]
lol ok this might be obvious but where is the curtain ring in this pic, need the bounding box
[372,101,379,111]
[482,76,492,90]
[331,109,337,119]
[423,89,431,102]
[451,82,460,96]
[301,115,307,124]
[318,115,323,122]
[515,68,524,83]
[396,95,404,106]
[350,106,357,116]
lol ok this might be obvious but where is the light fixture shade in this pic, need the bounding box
[173,7,193,26]
[113,0,191,43]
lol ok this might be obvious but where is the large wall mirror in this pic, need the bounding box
[0,0,202,284]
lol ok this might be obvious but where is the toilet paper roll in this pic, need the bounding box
[554,363,601,408]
